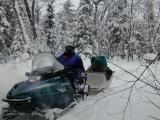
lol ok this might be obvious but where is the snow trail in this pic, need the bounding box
[0,59,160,120]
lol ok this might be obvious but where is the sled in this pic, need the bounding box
[86,56,112,93]
[86,72,112,95]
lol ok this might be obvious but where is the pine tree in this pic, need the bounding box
[43,2,56,53]
[144,0,156,53]
[58,0,76,43]
[101,0,131,58]
[75,0,97,56]
[54,0,77,55]
[0,5,8,61]
[0,1,17,62]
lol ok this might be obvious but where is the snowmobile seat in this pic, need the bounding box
[86,72,111,89]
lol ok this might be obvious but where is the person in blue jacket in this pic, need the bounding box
[57,44,85,90]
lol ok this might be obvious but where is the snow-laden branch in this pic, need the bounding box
[108,52,160,120]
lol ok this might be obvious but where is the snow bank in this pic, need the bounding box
[0,61,31,114]
[143,53,157,61]
[0,58,160,120]
[21,53,30,61]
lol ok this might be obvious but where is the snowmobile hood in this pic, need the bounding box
[7,81,30,99]
[7,77,64,100]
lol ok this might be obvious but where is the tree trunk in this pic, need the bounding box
[23,0,37,39]
[93,0,103,35]
[13,0,30,45]
[23,0,32,25]
[31,0,37,39]
[13,0,26,43]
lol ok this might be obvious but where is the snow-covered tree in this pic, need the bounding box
[23,0,37,39]
[53,0,77,55]
[144,0,157,53]
[96,0,130,58]
[43,2,57,53]
[0,1,16,62]
[58,0,76,43]
[75,0,98,56]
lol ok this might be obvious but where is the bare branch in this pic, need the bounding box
[145,97,160,110]
[108,52,160,120]
[148,115,160,120]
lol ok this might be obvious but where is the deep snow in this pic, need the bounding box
[0,58,160,120]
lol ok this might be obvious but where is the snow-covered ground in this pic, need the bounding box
[0,58,160,120]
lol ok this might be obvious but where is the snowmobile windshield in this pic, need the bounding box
[32,53,64,74]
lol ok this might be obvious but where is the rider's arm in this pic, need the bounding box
[75,58,85,73]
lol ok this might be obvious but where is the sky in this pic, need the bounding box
[55,0,80,12]
[39,0,80,16]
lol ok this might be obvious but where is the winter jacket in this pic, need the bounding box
[57,52,85,78]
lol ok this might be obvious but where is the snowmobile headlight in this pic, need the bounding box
[30,76,41,82]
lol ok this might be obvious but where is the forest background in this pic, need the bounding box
[1,0,160,62]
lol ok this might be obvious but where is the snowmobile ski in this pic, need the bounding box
[53,102,76,120]
[33,101,76,120]
[2,107,20,120]
[89,88,104,95]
